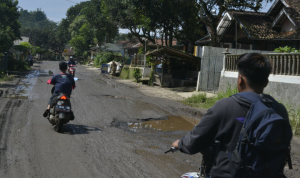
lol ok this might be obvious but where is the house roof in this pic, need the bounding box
[122,39,140,49]
[217,10,300,41]
[148,38,178,46]
[145,47,201,62]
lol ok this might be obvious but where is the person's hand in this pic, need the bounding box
[172,139,180,148]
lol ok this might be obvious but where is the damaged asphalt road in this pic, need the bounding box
[0,61,299,178]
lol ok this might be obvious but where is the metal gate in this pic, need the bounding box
[0,52,8,72]
[198,47,224,92]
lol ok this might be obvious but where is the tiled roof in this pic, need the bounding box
[230,11,300,39]
[284,7,300,27]
[148,39,178,46]
[284,0,300,13]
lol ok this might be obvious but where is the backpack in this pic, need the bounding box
[228,92,293,178]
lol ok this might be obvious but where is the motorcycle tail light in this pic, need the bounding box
[60,95,67,100]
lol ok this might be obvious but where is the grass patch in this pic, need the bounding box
[120,68,131,79]
[0,74,14,82]
[182,85,238,109]
[182,85,300,136]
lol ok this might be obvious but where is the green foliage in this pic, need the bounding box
[182,85,238,109]
[132,68,142,82]
[18,42,41,55]
[274,46,300,53]
[120,68,131,79]
[285,105,300,136]
[0,74,14,82]
[148,64,155,86]
[93,52,119,67]
[19,8,64,53]
[138,46,144,54]
[0,0,21,52]
[69,23,94,56]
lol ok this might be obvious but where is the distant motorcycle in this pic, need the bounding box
[68,65,76,77]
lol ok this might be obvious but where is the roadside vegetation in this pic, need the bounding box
[182,86,300,136]
[0,74,14,82]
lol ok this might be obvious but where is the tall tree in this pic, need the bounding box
[104,0,157,45]
[0,0,21,52]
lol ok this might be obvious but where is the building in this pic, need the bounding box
[196,0,300,51]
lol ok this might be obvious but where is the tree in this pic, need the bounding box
[0,0,21,52]
[19,8,64,52]
[105,0,157,45]
[69,23,95,56]
[82,0,118,44]
[191,0,273,47]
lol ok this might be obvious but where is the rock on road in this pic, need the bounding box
[0,61,206,178]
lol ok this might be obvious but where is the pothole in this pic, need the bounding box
[101,95,130,100]
[127,116,199,132]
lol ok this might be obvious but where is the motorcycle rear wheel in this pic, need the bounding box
[55,118,63,133]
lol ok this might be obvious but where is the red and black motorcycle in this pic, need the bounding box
[68,65,76,77]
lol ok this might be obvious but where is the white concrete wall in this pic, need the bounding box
[219,71,300,106]
[196,46,273,91]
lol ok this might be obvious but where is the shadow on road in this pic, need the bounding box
[62,124,103,135]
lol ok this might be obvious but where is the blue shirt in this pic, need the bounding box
[51,73,75,96]
[68,60,76,65]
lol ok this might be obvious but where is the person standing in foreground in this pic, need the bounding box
[172,53,292,178]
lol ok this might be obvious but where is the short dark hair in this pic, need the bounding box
[236,53,272,88]
[59,62,68,70]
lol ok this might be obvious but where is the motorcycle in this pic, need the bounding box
[47,79,74,133]
[165,141,220,178]
[68,65,76,77]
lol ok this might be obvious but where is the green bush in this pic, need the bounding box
[120,68,130,79]
[132,68,141,82]
[0,74,14,82]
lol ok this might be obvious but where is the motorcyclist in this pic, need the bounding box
[171,53,290,178]
[68,56,76,76]
[43,62,75,120]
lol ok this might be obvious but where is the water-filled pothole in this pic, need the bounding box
[128,116,199,132]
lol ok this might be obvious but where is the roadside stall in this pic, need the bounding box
[145,47,201,87]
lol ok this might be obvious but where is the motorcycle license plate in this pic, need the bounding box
[56,105,71,112]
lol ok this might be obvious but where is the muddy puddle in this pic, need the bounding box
[4,70,39,99]
[128,116,199,132]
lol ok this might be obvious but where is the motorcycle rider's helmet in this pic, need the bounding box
[70,56,73,60]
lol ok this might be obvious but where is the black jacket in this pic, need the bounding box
[178,93,289,178]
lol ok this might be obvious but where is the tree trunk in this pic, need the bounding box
[165,31,168,47]
[210,27,219,47]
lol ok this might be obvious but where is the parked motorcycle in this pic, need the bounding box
[47,86,74,133]
[68,65,76,77]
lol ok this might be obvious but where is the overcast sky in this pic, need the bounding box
[18,0,273,34]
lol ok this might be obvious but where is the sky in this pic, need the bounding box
[18,0,273,33]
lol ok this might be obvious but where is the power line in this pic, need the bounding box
[66,0,77,4]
